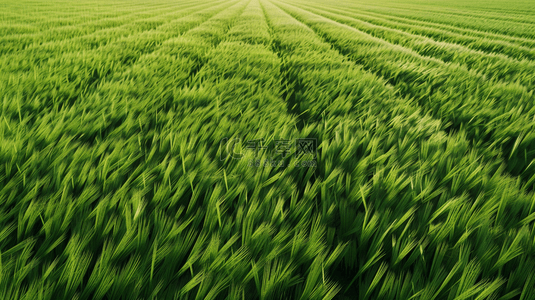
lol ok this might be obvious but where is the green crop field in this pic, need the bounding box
[1,0,535,299]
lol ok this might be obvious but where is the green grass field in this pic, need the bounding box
[1,0,535,299]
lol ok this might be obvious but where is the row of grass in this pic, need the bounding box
[292,2,535,89]
[341,0,535,16]
[0,0,172,26]
[0,0,190,36]
[316,0,535,40]
[0,0,224,56]
[0,2,254,299]
[261,0,535,298]
[0,0,229,71]
[0,2,131,29]
[353,1,535,25]
[290,1,535,70]
[294,0,535,62]
[169,1,334,297]
[274,0,535,189]
[0,0,238,120]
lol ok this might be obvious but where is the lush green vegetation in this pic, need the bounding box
[1,0,535,299]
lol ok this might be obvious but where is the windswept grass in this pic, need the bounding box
[1,0,535,299]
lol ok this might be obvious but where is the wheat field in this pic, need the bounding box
[1,0,535,299]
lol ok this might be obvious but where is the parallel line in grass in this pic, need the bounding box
[0,0,201,35]
[266,0,535,195]
[287,2,535,90]
[272,0,535,189]
[259,3,356,297]
[0,1,241,115]
[166,1,253,89]
[340,1,535,25]
[0,0,223,56]
[126,0,250,87]
[90,0,251,102]
[1,0,249,241]
[1,1,535,299]
[0,1,195,37]
[257,0,344,240]
[0,0,202,32]
[80,5,255,298]
[174,2,311,295]
[281,0,534,93]
[176,1,347,297]
[0,0,165,16]
[324,0,535,24]
[0,10,128,26]
[319,0,535,16]
[264,0,528,207]
[262,1,535,298]
[13,1,310,295]
[291,0,535,53]
[321,1,535,40]
[342,1,535,26]
[46,0,251,146]
[0,0,233,79]
[0,1,181,26]
[147,2,318,296]
[475,5,535,16]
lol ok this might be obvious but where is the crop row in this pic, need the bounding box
[0,1,183,35]
[0,1,258,299]
[288,3,535,91]
[290,0,535,62]
[274,0,535,188]
[312,0,535,40]
[357,1,535,25]
[0,4,127,28]
[0,0,221,55]
[0,0,178,23]
[0,0,228,70]
[261,0,535,298]
[0,0,239,125]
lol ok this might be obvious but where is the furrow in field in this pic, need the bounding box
[317,0,535,17]
[273,0,535,188]
[2,10,109,27]
[260,1,535,298]
[0,1,301,298]
[155,0,346,296]
[3,1,535,299]
[476,4,535,15]
[0,0,156,20]
[145,2,313,295]
[328,1,535,20]
[290,0,535,55]
[0,2,189,36]
[0,0,220,56]
[0,1,178,33]
[377,0,535,15]
[0,1,240,117]
[43,0,250,144]
[0,1,221,61]
[322,1,535,40]
[350,2,535,26]
[0,3,252,298]
[335,1,535,26]
[288,2,535,90]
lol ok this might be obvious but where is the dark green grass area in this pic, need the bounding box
[1,0,535,299]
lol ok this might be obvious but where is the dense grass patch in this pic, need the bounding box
[1,0,535,299]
